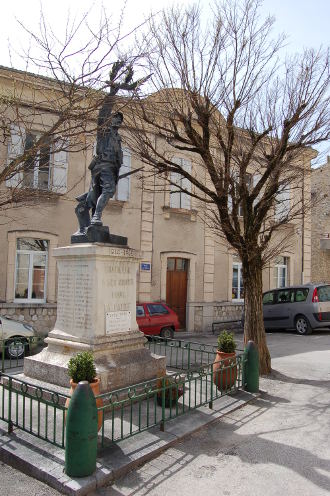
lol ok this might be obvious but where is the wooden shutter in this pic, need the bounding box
[52,140,68,194]
[6,124,25,188]
[117,147,131,201]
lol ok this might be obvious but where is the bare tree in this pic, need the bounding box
[125,0,330,373]
[0,7,148,212]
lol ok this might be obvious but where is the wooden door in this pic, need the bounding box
[166,257,188,328]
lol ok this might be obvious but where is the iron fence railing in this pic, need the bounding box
[96,350,246,446]
[0,337,248,451]
[146,335,220,370]
[1,336,44,372]
[0,373,69,448]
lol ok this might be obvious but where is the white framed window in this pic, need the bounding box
[14,238,48,303]
[22,132,51,190]
[170,158,191,209]
[228,172,260,216]
[6,125,68,193]
[232,256,244,301]
[273,256,289,288]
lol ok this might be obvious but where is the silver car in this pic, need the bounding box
[263,283,330,335]
[0,316,37,358]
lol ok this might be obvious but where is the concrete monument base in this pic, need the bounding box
[24,243,166,392]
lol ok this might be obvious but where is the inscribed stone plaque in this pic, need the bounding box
[106,311,131,334]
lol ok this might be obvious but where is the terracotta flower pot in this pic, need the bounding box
[156,377,185,408]
[65,378,103,431]
[213,351,237,391]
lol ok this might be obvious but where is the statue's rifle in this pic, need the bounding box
[118,166,144,180]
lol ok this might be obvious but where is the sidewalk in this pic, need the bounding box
[0,388,257,496]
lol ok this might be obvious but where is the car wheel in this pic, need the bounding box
[160,327,174,339]
[295,315,312,335]
[5,338,27,359]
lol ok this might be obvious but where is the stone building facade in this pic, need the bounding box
[0,66,315,336]
[311,157,330,283]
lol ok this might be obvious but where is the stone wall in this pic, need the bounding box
[311,158,330,283]
[0,303,57,336]
[192,301,244,334]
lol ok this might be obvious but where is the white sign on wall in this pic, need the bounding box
[106,311,131,335]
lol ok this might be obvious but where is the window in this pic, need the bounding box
[136,305,145,317]
[167,258,188,272]
[15,238,48,302]
[295,288,309,302]
[22,133,51,190]
[232,257,244,300]
[6,125,68,193]
[277,289,293,303]
[317,285,330,302]
[147,304,169,315]
[228,173,260,216]
[263,292,275,305]
[170,158,191,209]
[273,256,289,288]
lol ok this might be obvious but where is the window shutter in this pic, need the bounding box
[52,140,68,194]
[181,159,191,209]
[6,124,25,188]
[253,173,261,207]
[117,148,131,201]
[170,171,181,208]
[275,186,290,221]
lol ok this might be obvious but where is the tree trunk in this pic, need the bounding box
[242,256,271,375]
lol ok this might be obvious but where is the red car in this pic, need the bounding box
[136,302,180,338]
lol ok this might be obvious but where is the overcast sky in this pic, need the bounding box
[1,0,329,162]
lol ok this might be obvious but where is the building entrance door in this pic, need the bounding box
[166,257,188,328]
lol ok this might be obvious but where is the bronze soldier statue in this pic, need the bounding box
[74,109,124,233]
[73,61,149,240]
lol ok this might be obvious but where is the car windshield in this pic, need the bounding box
[147,304,169,315]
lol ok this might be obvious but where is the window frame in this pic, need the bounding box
[232,260,244,301]
[14,238,48,303]
[22,132,52,191]
[274,256,289,288]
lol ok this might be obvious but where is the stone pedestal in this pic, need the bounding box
[24,243,166,392]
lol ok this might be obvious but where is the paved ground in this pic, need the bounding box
[93,330,330,496]
[0,460,61,495]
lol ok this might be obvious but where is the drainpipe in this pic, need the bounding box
[301,167,305,284]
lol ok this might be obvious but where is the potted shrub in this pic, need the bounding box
[156,374,185,408]
[66,351,103,430]
[213,330,237,391]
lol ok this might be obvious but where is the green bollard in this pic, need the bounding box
[244,340,259,393]
[65,381,98,477]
